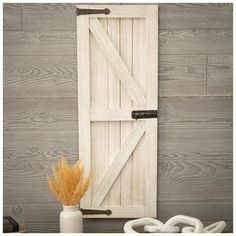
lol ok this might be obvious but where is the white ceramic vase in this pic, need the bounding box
[60,205,83,233]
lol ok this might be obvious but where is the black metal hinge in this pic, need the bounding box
[132,110,158,120]
[77,7,110,16]
[80,208,112,215]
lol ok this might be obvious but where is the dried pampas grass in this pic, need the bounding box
[47,157,92,206]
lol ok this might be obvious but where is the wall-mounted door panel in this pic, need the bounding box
[77,4,158,218]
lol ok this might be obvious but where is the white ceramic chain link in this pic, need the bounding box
[124,217,180,233]
[123,215,226,233]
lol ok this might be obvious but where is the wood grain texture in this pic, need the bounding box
[11,220,232,233]
[159,127,233,201]
[159,97,232,128]
[86,10,158,217]
[158,201,232,221]
[89,18,146,106]
[3,201,232,223]
[3,56,77,98]
[107,18,121,206]
[145,6,158,217]
[22,4,76,30]
[80,5,147,19]
[4,29,232,56]
[4,128,232,203]
[93,122,145,207]
[20,4,233,31]
[4,131,78,163]
[91,109,132,121]
[3,202,232,232]
[18,220,232,233]
[3,161,78,203]
[207,54,233,96]
[159,55,206,96]
[159,3,233,29]
[77,12,91,207]
[89,18,110,207]
[3,98,77,131]
[3,3,233,233]
[3,4,22,30]
[5,97,231,150]
[4,162,60,203]
[4,31,76,56]
[22,223,59,233]
[119,18,133,207]
[131,18,146,208]
[160,29,232,54]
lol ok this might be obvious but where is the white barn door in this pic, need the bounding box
[77,5,158,218]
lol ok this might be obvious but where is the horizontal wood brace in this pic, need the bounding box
[76,5,147,18]
[82,206,145,218]
[91,109,133,121]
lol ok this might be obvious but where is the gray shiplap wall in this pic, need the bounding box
[3,3,233,233]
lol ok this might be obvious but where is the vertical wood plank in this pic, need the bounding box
[89,18,146,106]
[107,18,121,206]
[90,18,109,207]
[77,13,91,207]
[92,122,145,207]
[120,18,133,206]
[132,18,146,207]
[145,6,158,217]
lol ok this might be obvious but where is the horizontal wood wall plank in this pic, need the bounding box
[20,4,233,31]
[20,221,233,233]
[4,31,76,56]
[3,4,22,30]
[4,203,61,223]
[159,55,206,96]
[207,54,233,96]
[4,131,78,162]
[22,4,76,30]
[16,220,232,233]
[3,98,77,131]
[159,127,232,201]
[160,29,232,54]
[159,127,233,161]
[159,3,233,29]
[4,56,77,98]
[4,202,232,223]
[158,201,232,221]
[5,54,209,98]
[4,127,232,203]
[159,97,232,128]
[22,223,59,233]
[3,202,233,232]
[159,158,233,201]
[4,162,57,203]
[3,161,79,203]
[4,29,232,56]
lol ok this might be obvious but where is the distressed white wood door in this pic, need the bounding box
[77,5,158,218]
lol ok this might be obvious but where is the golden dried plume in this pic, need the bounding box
[47,157,92,206]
